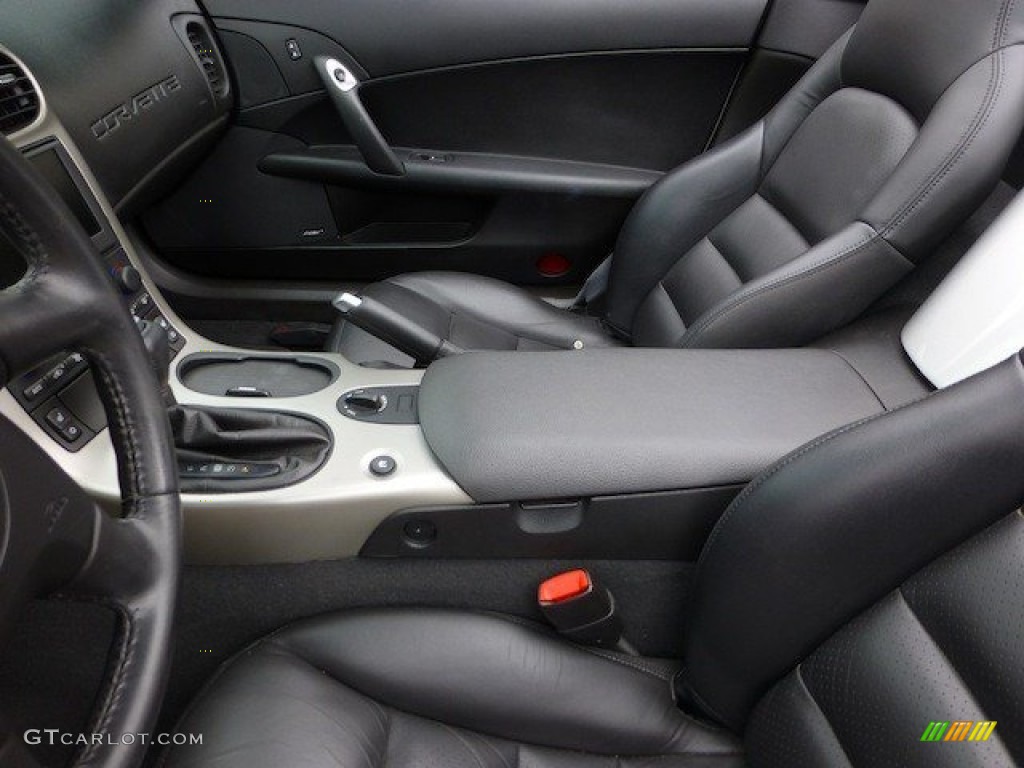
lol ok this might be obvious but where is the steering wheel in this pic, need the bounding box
[0,137,180,768]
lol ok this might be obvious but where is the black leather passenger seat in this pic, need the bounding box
[167,348,1024,768]
[330,0,1024,367]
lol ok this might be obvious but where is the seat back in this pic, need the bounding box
[606,0,1024,350]
[745,512,1024,767]
[678,351,1024,764]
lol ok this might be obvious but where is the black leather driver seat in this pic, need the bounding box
[166,352,1024,768]
[329,0,1024,367]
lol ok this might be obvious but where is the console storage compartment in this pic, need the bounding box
[178,353,339,398]
[419,349,885,503]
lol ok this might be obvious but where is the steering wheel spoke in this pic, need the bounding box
[0,136,180,768]
[0,282,98,382]
[0,414,99,635]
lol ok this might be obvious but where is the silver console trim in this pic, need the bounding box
[0,57,471,565]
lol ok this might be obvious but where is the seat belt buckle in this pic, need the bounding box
[537,569,629,651]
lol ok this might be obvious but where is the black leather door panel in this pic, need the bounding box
[359,53,743,172]
[202,0,767,76]
[230,51,748,172]
[146,0,875,301]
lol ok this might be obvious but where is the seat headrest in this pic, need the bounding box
[843,0,1024,121]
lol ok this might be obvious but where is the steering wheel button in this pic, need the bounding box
[23,379,46,401]
[370,455,397,476]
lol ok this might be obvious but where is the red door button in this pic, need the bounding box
[537,251,572,278]
[538,569,592,604]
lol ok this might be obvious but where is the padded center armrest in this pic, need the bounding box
[419,349,885,502]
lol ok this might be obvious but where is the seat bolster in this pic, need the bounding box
[680,223,912,349]
[760,29,849,169]
[862,46,1024,258]
[606,29,849,339]
[682,352,1024,729]
[605,125,764,337]
[264,608,736,756]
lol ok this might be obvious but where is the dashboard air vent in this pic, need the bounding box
[186,22,228,98]
[0,54,40,136]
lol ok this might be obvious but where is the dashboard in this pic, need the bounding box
[0,0,472,566]
[0,0,233,453]
[2,0,231,215]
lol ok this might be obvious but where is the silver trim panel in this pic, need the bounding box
[0,50,471,565]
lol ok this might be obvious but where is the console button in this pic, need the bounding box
[179,461,281,479]
[114,264,142,294]
[369,455,397,477]
[344,391,386,414]
[151,313,181,345]
[61,422,83,443]
[46,406,73,431]
[403,519,437,547]
[131,292,154,319]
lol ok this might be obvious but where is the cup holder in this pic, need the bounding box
[177,353,340,398]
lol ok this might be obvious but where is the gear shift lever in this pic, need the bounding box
[139,319,176,406]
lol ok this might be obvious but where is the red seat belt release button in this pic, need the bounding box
[537,569,627,650]
[538,569,592,604]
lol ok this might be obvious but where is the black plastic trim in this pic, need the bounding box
[259,146,662,199]
[360,486,744,560]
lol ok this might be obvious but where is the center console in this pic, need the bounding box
[0,122,898,566]
[354,348,886,560]
[0,33,913,570]
[0,60,471,565]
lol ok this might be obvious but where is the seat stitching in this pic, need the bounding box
[703,234,745,287]
[269,652,390,767]
[679,230,882,345]
[576,647,674,682]
[75,603,138,765]
[897,586,1022,764]
[368,698,391,768]
[473,728,515,768]
[685,36,1012,345]
[654,281,688,332]
[0,191,150,500]
[994,0,1015,50]
[793,665,856,768]
[750,192,812,252]
[695,382,934,574]
[823,349,888,411]
[881,48,1006,238]
[439,722,491,768]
